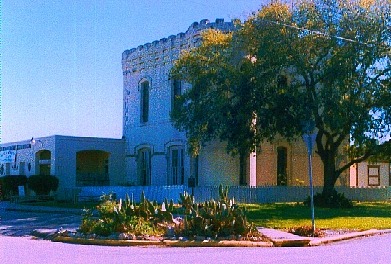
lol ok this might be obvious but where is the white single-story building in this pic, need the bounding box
[0,135,125,199]
[350,161,390,187]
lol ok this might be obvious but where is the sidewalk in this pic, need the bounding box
[257,227,391,247]
[4,202,391,247]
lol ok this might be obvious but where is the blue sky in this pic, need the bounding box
[0,0,270,143]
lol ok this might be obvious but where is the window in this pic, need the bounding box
[138,149,151,186]
[277,147,288,186]
[190,155,199,187]
[171,79,182,112]
[140,81,150,123]
[168,146,184,185]
[368,165,380,186]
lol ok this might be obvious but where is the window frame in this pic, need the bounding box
[368,165,380,186]
[140,80,150,123]
[171,79,182,113]
[138,148,151,186]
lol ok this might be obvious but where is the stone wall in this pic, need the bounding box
[121,19,238,186]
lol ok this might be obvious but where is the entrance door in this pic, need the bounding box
[169,147,184,185]
[138,149,151,186]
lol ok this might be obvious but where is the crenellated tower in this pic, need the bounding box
[121,19,237,186]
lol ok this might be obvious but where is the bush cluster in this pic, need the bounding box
[27,175,59,195]
[80,193,173,237]
[177,185,257,239]
[304,190,353,209]
[79,185,259,240]
[0,175,27,200]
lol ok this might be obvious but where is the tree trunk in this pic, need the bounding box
[321,152,339,198]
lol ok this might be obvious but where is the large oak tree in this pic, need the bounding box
[171,0,391,198]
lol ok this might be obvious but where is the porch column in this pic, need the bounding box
[249,152,257,186]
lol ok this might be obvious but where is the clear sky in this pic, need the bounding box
[0,0,270,143]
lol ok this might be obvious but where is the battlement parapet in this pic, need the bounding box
[122,18,238,73]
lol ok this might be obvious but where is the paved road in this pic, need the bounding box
[1,201,391,264]
[0,202,81,237]
[1,233,391,264]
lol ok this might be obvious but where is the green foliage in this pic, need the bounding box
[0,175,27,199]
[79,193,172,237]
[171,0,391,198]
[79,186,259,239]
[304,191,353,209]
[27,175,59,195]
[177,185,257,238]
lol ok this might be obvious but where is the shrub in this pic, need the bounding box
[177,185,258,239]
[0,175,27,199]
[304,190,353,209]
[79,193,169,237]
[79,186,260,240]
[27,175,59,195]
[287,226,325,237]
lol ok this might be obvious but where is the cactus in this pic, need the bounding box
[177,185,257,239]
[79,187,258,240]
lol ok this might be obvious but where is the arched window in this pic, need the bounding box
[76,150,110,186]
[35,150,52,176]
[168,146,184,185]
[140,80,150,123]
[277,147,288,186]
[171,79,182,112]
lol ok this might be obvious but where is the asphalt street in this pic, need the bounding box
[1,201,391,264]
[1,233,391,264]
[0,202,81,237]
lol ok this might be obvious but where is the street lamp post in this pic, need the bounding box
[302,120,317,236]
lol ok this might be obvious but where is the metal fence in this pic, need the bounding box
[68,185,391,204]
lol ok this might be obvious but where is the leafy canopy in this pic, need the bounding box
[171,0,391,176]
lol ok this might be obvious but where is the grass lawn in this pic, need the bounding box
[246,202,391,230]
[20,199,391,230]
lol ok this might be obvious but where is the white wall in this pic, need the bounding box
[198,141,240,186]
[350,162,390,187]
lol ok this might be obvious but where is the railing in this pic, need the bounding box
[69,185,391,204]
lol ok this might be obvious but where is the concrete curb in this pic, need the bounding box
[7,203,391,248]
[49,229,391,248]
[52,236,274,247]
[308,229,391,246]
[271,238,312,247]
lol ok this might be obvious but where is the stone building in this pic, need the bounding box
[121,19,348,187]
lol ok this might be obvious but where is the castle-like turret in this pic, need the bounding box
[122,19,237,76]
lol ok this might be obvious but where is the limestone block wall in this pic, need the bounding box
[256,139,348,187]
[198,141,240,186]
[122,19,237,186]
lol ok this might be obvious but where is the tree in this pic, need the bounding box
[171,29,261,184]
[171,0,391,198]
